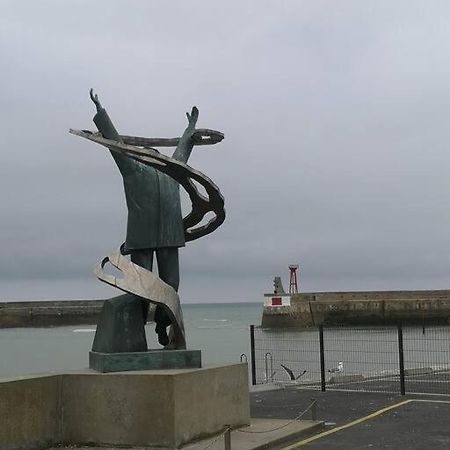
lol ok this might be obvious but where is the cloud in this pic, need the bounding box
[1,1,450,302]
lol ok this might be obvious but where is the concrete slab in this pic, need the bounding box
[45,419,323,450]
[184,419,323,450]
[250,382,283,393]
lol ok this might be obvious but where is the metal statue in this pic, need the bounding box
[70,90,225,351]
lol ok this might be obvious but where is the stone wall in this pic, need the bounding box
[0,300,104,328]
[261,290,450,328]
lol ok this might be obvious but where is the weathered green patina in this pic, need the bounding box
[71,90,225,358]
[91,94,196,251]
[89,349,202,373]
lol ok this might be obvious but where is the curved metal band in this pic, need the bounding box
[69,129,225,242]
[94,250,186,349]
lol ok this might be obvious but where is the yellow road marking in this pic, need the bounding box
[281,398,450,449]
[411,398,450,404]
[280,399,413,449]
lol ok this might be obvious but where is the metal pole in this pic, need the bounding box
[250,325,257,386]
[319,325,326,392]
[264,352,273,383]
[224,426,231,450]
[397,323,406,395]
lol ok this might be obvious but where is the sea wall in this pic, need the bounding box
[261,290,450,328]
[0,300,104,328]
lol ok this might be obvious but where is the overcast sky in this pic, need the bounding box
[1,1,450,303]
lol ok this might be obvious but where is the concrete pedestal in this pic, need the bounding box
[89,349,202,372]
[1,364,250,450]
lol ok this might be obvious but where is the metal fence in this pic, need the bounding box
[250,324,450,395]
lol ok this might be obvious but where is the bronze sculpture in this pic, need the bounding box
[70,90,225,353]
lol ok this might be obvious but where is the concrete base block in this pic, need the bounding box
[404,367,433,376]
[1,364,250,450]
[89,349,202,372]
[329,374,365,384]
[0,375,60,450]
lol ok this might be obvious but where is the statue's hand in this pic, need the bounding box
[89,88,102,112]
[186,106,199,130]
[173,106,200,160]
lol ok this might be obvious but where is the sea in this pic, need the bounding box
[0,302,262,378]
[3,302,450,388]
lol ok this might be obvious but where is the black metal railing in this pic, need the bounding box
[249,323,450,395]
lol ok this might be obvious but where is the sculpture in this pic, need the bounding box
[70,90,225,352]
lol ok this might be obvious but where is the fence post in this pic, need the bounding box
[250,325,257,386]
[264,352,273,383]
[224,426,231,450]
[319,324,326,392]
[397,323,406,395]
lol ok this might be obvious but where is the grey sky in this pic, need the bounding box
[1,1,450,302]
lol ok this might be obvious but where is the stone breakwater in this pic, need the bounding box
[262,289,450,328]
[0,300,104,328]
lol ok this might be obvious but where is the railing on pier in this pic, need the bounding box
[249,323,450,396]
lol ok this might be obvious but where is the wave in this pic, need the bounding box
[202,319,228,322]
[73,328,96,333]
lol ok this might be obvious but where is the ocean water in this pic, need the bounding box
[4,302,447,385]
[0,302,262,377]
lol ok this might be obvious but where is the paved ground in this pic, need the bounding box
[327,370,450,395]
[47,419,324,450]
[277,369,450,396]
[184,419,322,450]
[47,418,323,450]
[297,400,450,449]
[251,386,450,449]
[47,383,450,449]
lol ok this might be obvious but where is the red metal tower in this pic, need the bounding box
[288,264,299,294]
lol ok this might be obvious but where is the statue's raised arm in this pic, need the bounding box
[171,106,199,164]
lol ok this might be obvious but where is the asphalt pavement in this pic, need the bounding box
[250,386,450,449]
